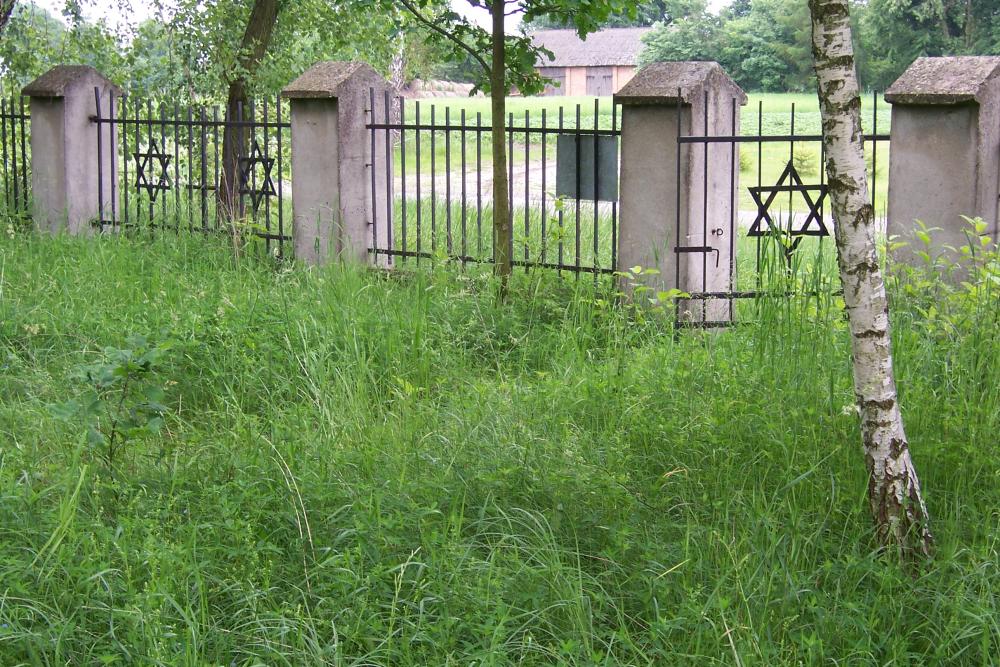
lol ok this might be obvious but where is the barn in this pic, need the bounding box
[530,27,652,97]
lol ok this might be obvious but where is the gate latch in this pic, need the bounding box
[674,245,720,268]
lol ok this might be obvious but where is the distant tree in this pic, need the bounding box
[855,0,1000,89]
[528,0,702,29]
[0,0,17,36]
[808,0,932,558]
[637,7,722,66]
[640,0,813,91]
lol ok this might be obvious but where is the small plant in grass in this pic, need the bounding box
[50,334,176,474]
[792,143,818,176]
[614,265,689,321]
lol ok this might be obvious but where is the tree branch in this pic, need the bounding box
[397,0,491,74]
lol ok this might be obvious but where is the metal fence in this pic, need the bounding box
[92,90,292,256]
[0,93,30,217]
[674,90,890,326]
[366,92,621,276]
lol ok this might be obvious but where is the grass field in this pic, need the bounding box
[1,228,998,664]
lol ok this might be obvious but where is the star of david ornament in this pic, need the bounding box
[238,139,277,213]
[747,161,829,243]
[133,139,171,202]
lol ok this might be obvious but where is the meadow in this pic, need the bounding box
[1,224,998,665]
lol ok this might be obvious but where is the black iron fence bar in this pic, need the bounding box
[366,122,620,137]
[687,289,843,300]
[400,97,408,258]
[728,96,736,321]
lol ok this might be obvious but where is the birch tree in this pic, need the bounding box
[808,0,932,557]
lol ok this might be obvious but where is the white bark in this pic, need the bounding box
[808,0,932,556]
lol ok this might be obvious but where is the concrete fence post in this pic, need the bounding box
[23,65,120,235]
[886,56,1000,263]
[282,62,394,265]
[614,62,746,322]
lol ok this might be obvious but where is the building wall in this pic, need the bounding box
[565,67,588,96]
[535,65,639,96]
[614,66,637,93]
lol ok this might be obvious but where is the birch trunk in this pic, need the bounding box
[808,0,932,557]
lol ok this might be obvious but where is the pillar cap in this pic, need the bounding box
[282,61,391,100]
[885,56,1000,105]
[22,65,121,98]
[614,61,746,107]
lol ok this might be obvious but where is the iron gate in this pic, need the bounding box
[365,91,622,277]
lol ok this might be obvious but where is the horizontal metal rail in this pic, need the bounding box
[368,247,615,275]
[367,122,620,136]
[679,133,890,144]
[90,115,290,129]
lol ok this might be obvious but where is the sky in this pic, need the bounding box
[33,0,731,33]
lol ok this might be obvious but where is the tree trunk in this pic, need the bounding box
[808,0,932,558]
[491,1,513,284]
[219,0,281,223]
[0,0,17,37]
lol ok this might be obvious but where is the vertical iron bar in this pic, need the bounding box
[431,104,437,255]
[788,102,795,240]
[213,106,220,231]
[476,112,482,258]
[525,109,530,271]
[461,108,467,262]
[415,101,422,264]
[95,88,104,229]
[729,97,737,321]
[275,96,284,255]
[400,97,408,260]
[675,89,683,314]
[558,106,565,275]
[756,99,763,280]
[593,98,600,278]
[109,92,118,227]
[369,89,378,259]
[264,97,273,250]
[122,95,130,228]
[508,111,515,264]
[160,101,167,225]
[445,106,452,254]
[541,108,547,265]
[610,102,618,276]
[200,107,208,232]
[574,103,582,274]
[174,102,182,231]
[146,99,154,226]
[1,98,9,209]
[871,90,878,210]
[703,90,709,319]
[183,104,192,230]
[18,96,26,209]
[384,90,393,260]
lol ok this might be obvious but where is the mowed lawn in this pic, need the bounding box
[0,230,998,664]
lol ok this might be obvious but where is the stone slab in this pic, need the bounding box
[885,56,1000,105]
[614,61,747,107]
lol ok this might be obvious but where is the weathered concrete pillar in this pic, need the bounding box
[23,65,120,234]
[886,56,1000,263]
[282,62,394,265]
[614,62,745,322]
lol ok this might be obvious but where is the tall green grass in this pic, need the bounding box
[0,228,997,664]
